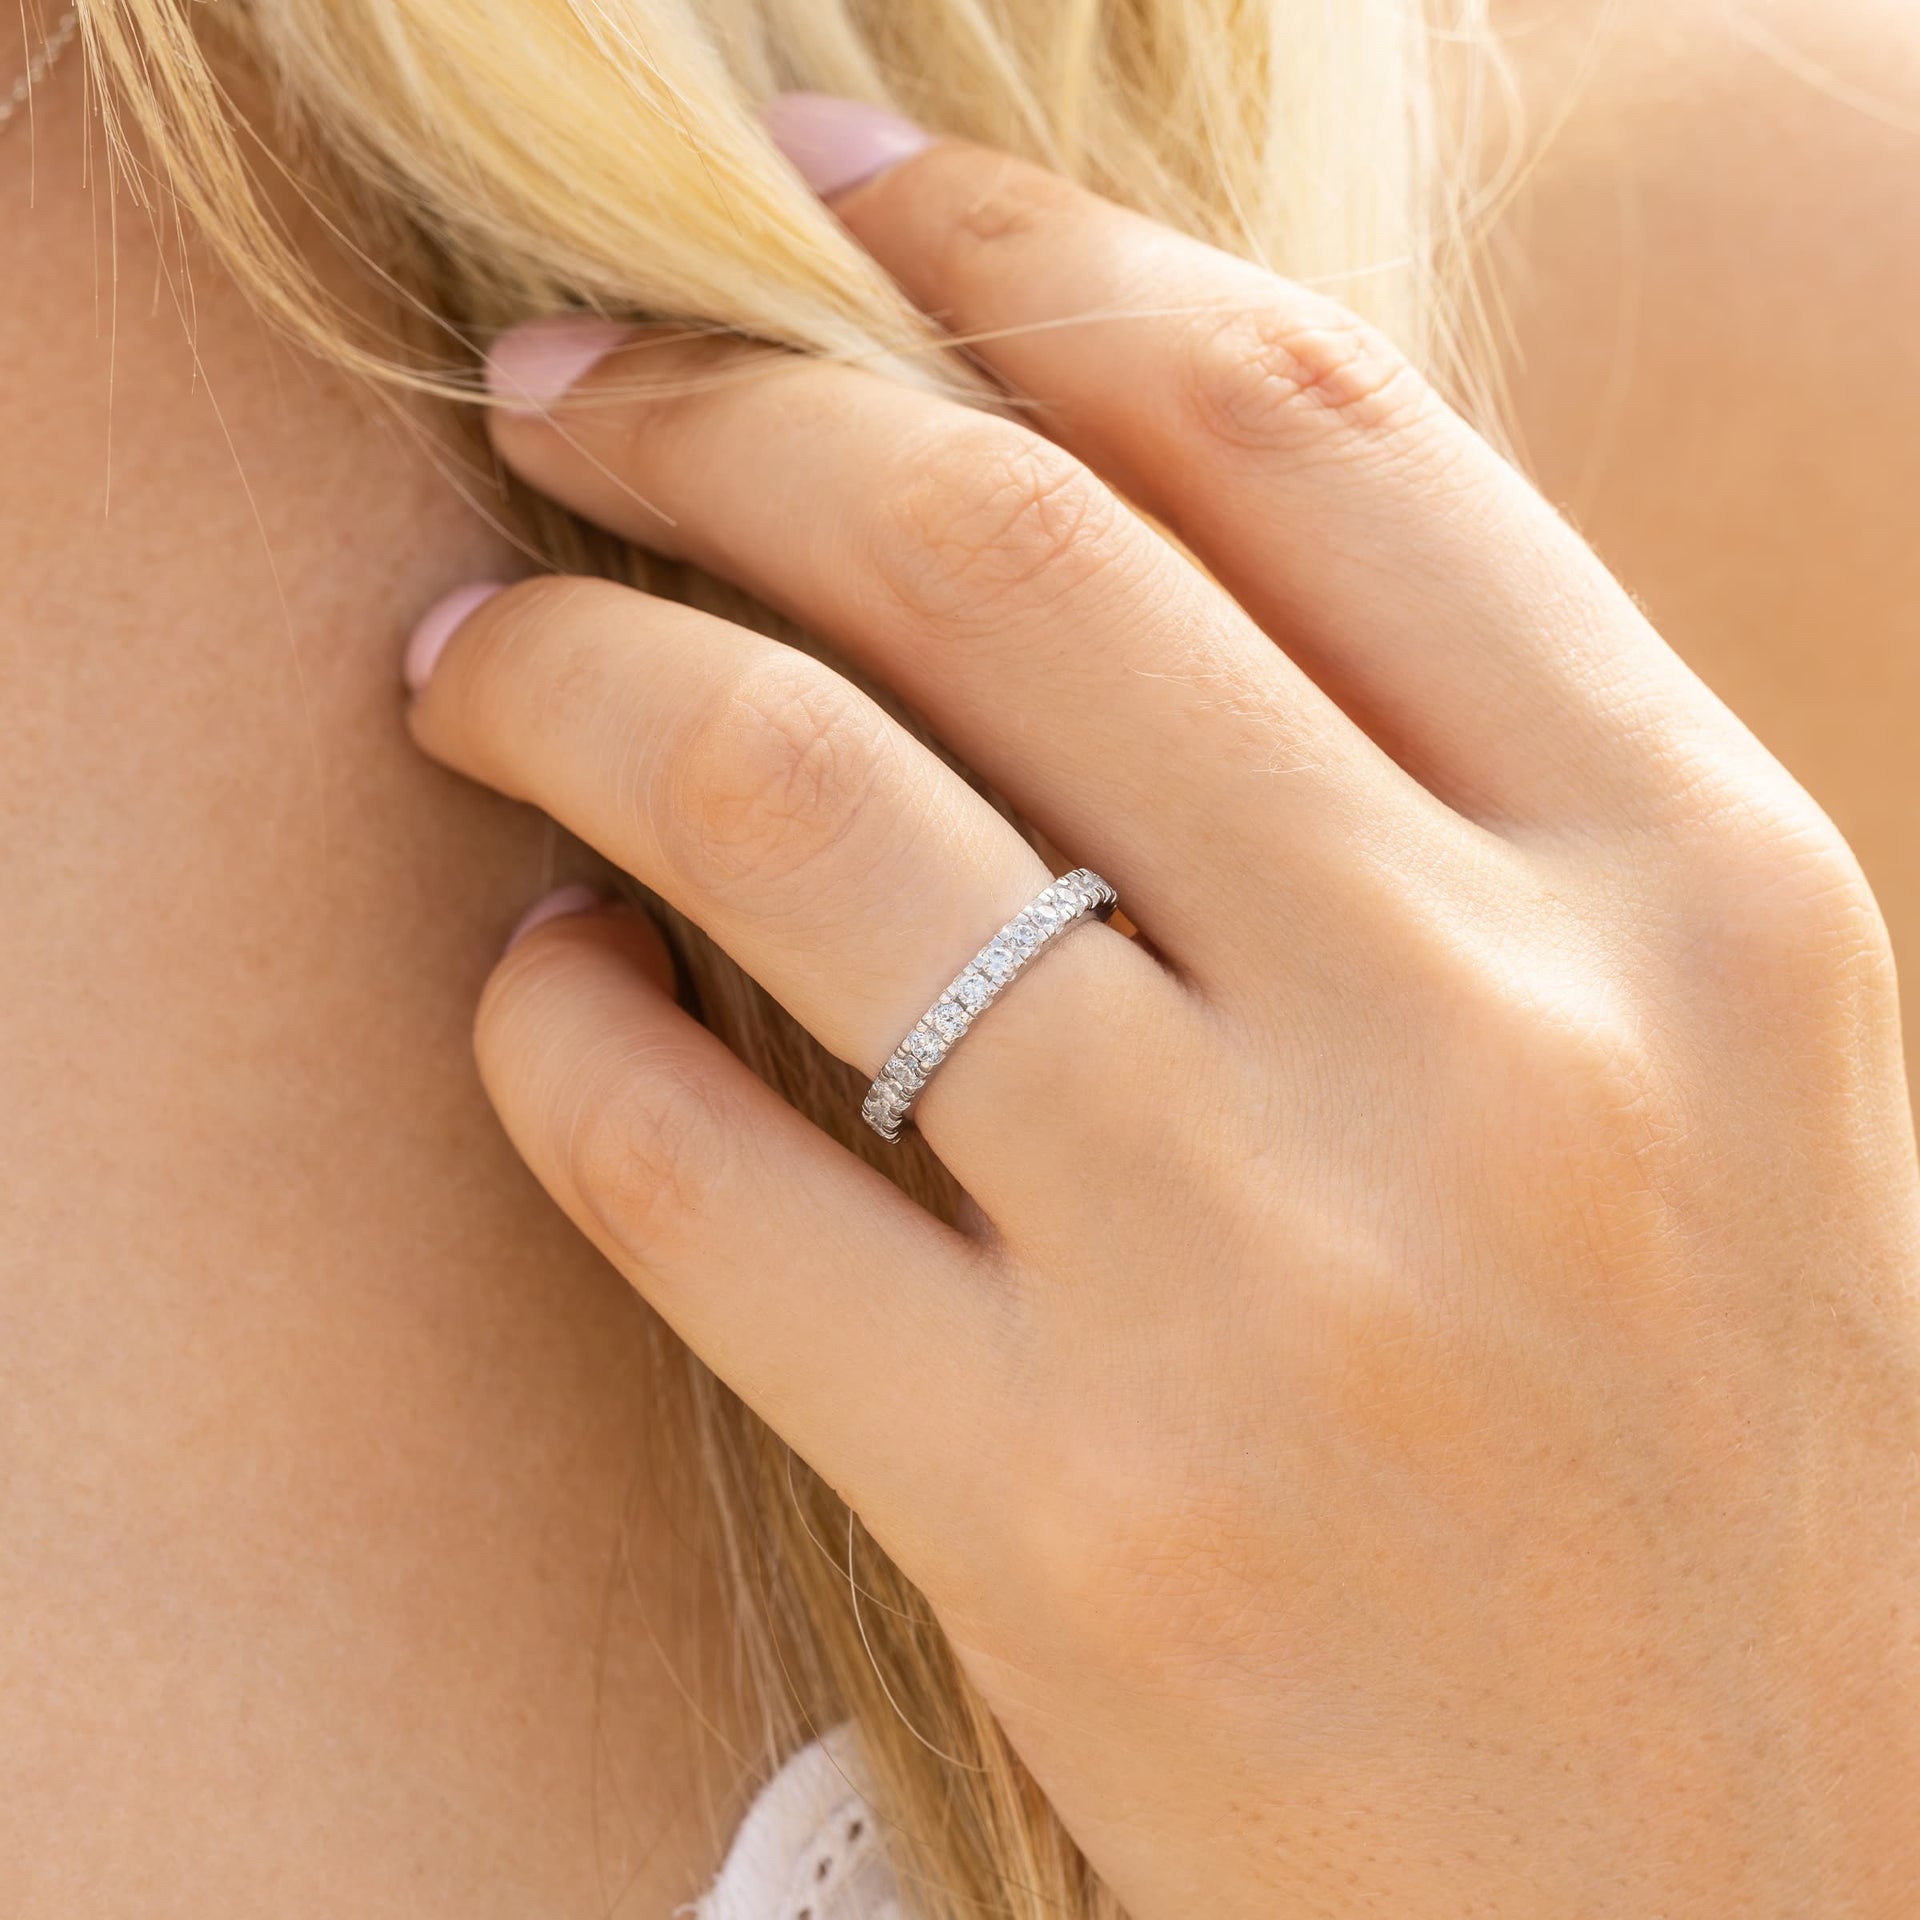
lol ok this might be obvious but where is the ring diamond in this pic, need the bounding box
[861,868,1118,1142]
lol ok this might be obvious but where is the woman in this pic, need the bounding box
[5,1,1918,1914]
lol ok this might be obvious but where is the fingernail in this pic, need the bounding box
[761,92,935,199]
[405,580,506,694]
[503,883,608,953]
[485,314,633,416]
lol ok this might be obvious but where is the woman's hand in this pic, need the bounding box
[401,115,1920,1918]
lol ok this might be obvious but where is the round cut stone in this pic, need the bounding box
[907,1028,942,1065]
[954,971,991,1012]
[981,939,1015,983]
[931,1001,967,1041]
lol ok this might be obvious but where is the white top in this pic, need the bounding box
[690,1723,906,1920]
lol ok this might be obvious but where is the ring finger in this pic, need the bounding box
[404,574,1186,1208]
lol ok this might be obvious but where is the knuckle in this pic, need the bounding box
[656,657,891,908]
[874,424,1124,628]
[1406,926,1689,1231]
[1766,825,1891,965]
[1763,814,1889,959]
[1679,784,1895,993]
[564,1043,735,1268]
[1526,999,1676,1162]
[1175,290,1434,454]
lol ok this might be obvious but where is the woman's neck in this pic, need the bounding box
[0,75,746,1914]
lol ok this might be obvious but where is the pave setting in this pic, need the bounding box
[860,868,1118,1142]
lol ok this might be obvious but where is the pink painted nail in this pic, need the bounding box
[761,92,935,199]
[503,883,607,953]
[485,314,633,416]
[404,580,506,694]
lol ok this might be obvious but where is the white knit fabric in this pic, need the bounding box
[692,1724,907,1920]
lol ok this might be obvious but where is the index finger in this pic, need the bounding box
[771,104,1750,832]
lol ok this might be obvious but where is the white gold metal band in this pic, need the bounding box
[861,867,1118,1142]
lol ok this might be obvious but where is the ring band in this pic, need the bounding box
[861,867,1119,1142]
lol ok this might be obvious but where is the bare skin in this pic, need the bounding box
[1,1,1916,1913]
[0,32,729,1920]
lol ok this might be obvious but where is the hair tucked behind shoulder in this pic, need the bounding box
[75,0,1507,1909]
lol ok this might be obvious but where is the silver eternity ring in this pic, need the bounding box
[861,868,1119,1142]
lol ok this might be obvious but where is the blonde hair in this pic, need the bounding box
[76,0,1506,1909]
